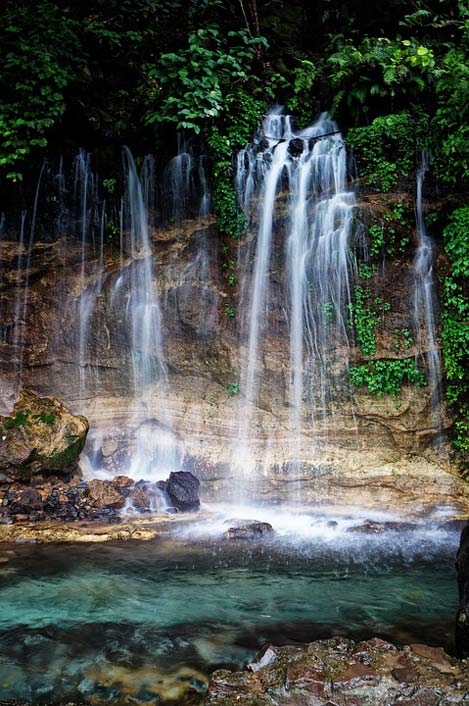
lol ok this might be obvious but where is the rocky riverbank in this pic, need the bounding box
[205,637,469,706]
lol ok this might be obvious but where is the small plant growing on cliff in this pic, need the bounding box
[33,412,56,425]
[350,359,426,398]
[2,410,30,429]
[393,328,413,351]
[347,286,379,358]
[227,381,239,395]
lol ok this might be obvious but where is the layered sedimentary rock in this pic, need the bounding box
[0,196,466,511]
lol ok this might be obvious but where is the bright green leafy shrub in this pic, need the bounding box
[441,206,469,454]
[0,1,82,178]
[347,114,414,191]
[144,27,266,134]
[350,359,426,398]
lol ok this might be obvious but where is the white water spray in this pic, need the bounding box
[236,110,356,478]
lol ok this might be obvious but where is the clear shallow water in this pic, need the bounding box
[0,514,460,705]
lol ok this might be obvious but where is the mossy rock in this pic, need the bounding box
[0,390,89,481]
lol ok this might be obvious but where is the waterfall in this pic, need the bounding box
[412,153,442,422]
[120,149,181,483]
[165,136,193,223]
[72,151,105,400]
[236,109,356,479]
[122,148,166,388]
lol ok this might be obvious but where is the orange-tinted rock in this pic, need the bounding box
[129,487,151,511]
[112,475,134,488]
[87,479,125,509]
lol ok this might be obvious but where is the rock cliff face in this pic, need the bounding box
[0,200,466,512]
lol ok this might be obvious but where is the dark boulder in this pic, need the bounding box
[223,520,274,541]
[287,137,304,157]
[456,521,469,658]
[164,471,200,512]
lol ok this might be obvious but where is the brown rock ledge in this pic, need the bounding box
[0,513,201,544]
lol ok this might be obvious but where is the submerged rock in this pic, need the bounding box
[347,520,417,534]
[0,390,89,482]
[205,637,469,705]
[348,520,387,534]
[456,521,469,658]
[163,471,200,512]
[223,520,274,541]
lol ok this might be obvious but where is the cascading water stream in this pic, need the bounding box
[73,151,104,399]
[236,110,356,484]
[120,149,180,484]
[412,153,442,425]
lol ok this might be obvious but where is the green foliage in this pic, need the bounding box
[393,328,413,352]
[32,412,56,425]
[285,59,318,127]
[441,206,469,453]
[144,27,266,134]
[328,37,436,118]
[208,126,245,239]
[2,411,30,430]
[321,301,335,323]
[350,358,426,398]
[368,225,384,258]
[208,91,266,239]
[347,286,379,358]
[358,263,377,280]
[0,1,82,177]
[347,114,414,191]
[366,202,411,262]
[103,178,117,194]
[348,286,423,399]
[227,381,239,396]
[433,44,469,183]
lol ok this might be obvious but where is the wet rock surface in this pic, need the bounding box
[161,471,200,512]
[0,471,201,526]
[456,521,469,658]
[347,520,417,534]
[205,637,469,705]
[0,390,89,482]
[87,479,126,510]
[223,520,275,540]
[1,218,467,514]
